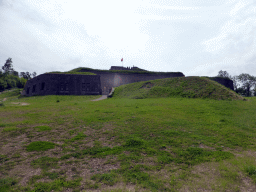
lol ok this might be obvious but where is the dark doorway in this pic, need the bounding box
[32,85,36,93]
[41,82,45,90]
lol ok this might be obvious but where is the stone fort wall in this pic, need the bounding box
[100,72,184,95]
[24,74,101,96]
[208,77,234,91]
[23,69,234,96]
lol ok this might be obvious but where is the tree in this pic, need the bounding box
[20,72,31,80]
[237,73,256,97]
[12,70,19,77]
[231,75,239,92]
[26,72,31,80]
[16,78,27,88]
[236,87,247,96]
[217,70,231,79]
[32,72,37,78]
[2,58,13,74]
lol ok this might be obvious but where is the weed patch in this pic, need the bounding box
[0,177,18,192]
[123,137,146,148]
[31,156,59,170]
[91,172,117,186]
[0,155,9,163]
[245,165,256,182]
[26,141,55,151]
[35,125,52,131]
[174,147,234,165]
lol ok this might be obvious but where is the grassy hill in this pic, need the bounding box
[1,86,256,191]
[112,76,244,100]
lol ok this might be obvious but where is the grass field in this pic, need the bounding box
[0,82,256,191]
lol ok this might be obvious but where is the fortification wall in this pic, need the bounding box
[24,74,101,96]
[208,77,234,91]
[87,71,185,95]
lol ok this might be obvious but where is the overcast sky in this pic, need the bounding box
[0,0,256,77]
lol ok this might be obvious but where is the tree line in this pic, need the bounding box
[217,70,256,97]
[0,58,37,91]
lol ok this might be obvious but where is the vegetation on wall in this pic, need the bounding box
[69,67,184,75]
[46,71,96,75]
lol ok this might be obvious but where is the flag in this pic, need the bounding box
[121,58,123,62]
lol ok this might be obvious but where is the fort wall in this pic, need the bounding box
[23,67,234,97]
[208,77,234,91]
[24,74,101,96]
[85,71,185,95]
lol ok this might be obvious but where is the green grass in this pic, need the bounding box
[0,177,18,192]
[112,76,244,100]
[34,125,52,131]
[26,141,55,151]
[0,88,22,100]
[1,85,256,191]
[46,71,96,75]
[69,67,183,75]
[31,156,59,170]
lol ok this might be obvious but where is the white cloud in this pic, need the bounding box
[1,0,256,77]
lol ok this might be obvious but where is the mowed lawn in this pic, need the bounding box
[1,89,256,191]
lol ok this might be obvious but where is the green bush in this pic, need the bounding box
[0,79,7,91]
[6,79,16,89]
[26,141,55,151]
[16,78,27,88]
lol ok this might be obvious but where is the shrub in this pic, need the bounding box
[0,79,7,91]
[6,79,16,89]
[16,78,27,88]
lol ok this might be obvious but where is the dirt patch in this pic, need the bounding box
[91,95,107,101]
[11,102,30,106]
[0,134,29,156]
[180,159,256,192]
[58,157,120,181]
[8,164,41,186]
[3,98,7,101]
[82,183,146,192]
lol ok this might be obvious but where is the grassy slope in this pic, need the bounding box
[46,71,96,75]
[70,67,184,75]
[1,89,256,191]
[112,76,244,100]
